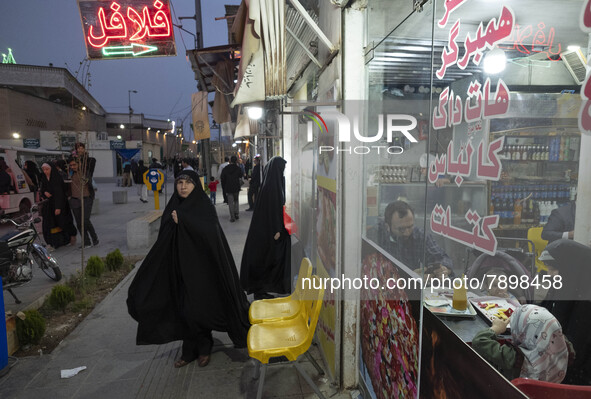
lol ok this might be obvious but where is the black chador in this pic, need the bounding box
[240,157,291,298]
[127,170,250,352]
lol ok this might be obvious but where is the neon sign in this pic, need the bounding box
[78,0,176,60]
[498,22,562,61]
[2,48,16,64]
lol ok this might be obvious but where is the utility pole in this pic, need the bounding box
[128,89,137,140]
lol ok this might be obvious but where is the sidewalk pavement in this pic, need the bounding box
[1,178,349,399]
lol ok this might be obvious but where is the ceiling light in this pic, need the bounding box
[12,132,20,139]
[232,143,237,147]
[567,45,581,51]
[81,106,87,111]
[116,135,122,140]
[147,127,151,131]
[247,106,263,120]
[120,124,125,129]
[483,48,507,74]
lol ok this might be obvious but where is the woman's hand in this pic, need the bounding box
[44,191,52,198]
[54,209,61,216]
[274,232,280,240]
[172,210,178,224]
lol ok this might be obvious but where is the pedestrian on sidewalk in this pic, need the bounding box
[68,156,99,248]
[135,160,149,203]
[220,155,243,222]
[217,156,230,204]
[39,163,77,249]
[246,156,261,211]
[122,159,132,187]
[208,176,219,205]
[127,170,250,368]
[240,156,291,300]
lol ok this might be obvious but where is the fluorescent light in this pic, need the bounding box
[567,45,581,51]
[12,132,20,139]
[119,124,125,129]
[116,135,122,139]
[247,107,263,120]
[483,48,506,74]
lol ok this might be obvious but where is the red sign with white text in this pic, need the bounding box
[78,0,176,60]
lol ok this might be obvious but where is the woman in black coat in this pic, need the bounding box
[240,156,291,300]
[39,163,77,249]
[127,170,250,368]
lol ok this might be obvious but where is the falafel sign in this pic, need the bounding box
[78,0,176,60]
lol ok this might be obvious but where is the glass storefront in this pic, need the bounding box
[359,0,589,396]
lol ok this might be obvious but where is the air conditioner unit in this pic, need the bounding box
[561,49,588,85]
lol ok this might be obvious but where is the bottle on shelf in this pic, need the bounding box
[513,199,522,225]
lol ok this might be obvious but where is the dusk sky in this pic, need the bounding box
[0,0,241,141]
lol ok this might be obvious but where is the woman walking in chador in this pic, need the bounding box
[240,156,291,300]
[127,170,250,368]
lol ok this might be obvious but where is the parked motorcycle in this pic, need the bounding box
[0,206,62,304]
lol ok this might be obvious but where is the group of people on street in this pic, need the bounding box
[20,143,99,250]
[127,155,292,368]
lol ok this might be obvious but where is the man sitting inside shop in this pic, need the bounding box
[367,200,453,280]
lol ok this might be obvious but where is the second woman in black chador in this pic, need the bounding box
[127,170,250,368]
[240,156,291,300]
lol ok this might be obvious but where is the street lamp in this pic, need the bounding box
[128,89,138,140]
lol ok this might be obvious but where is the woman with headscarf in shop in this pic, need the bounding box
[240,156,291,300]
[127,170,250,368]
[539,239,591,385]
[39,163,77,249]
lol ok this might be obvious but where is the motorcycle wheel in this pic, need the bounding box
[32,251,62,282]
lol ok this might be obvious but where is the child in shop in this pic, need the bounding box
[472,304,574,383]
[208,176,219,205]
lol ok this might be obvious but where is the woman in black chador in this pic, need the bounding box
[127,170,250,368]
[39,163,77,249]
[240,156,291,300]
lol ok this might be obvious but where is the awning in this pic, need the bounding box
[231,0,286,107]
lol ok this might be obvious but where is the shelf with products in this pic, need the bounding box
[487,130,580,231]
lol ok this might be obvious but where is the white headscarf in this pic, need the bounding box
[511,304,568,383]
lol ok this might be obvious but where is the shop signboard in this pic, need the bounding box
[60,135,77,150]
[110,140,125,150]
[22,138,40,149]
[77,0,176,60]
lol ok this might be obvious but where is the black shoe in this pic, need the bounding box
[230,219,235,223]
[245,208,253,211]
[235,215,239,220]
[140,199,148,203]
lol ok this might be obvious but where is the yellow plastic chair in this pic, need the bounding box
[528,227,549,273]
[249,257,313,324]
[248,275,326,399]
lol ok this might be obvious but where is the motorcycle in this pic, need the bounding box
[0,206,62,304]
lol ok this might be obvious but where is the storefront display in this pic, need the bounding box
[359,0,590,396]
